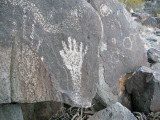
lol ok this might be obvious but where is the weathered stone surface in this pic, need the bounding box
[0,5,12,103]
[88,102,137,120]
[0,46,11,104]
[88,0,147,105]
[126,64,160,113]
[21,101,62,120]
[147,48,160,63]
[0,104,24,120]
[0,0,102,107]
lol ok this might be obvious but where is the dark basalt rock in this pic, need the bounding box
[0,0,102,107]
[88,0,147,105]
[147,48,160,63]
[0,0,147,109]
[126,64,160,113]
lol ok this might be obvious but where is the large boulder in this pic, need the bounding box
[88,102,137,120]
[0,0,102,107]
[88,0,147,105]
[126,64,160,113]
[0,0,147,108]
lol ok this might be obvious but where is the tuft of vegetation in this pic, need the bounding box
[119,0,145,11]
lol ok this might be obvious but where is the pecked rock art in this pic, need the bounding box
[123,37,132,50]
[100,4,112,17]
[60,37,88,104]
[0,0,101,107]
[1,0,147,109]
[89,0,147,106]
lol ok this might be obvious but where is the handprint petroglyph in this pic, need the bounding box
[60,37,88,103]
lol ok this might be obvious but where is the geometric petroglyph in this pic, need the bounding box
[100,4,111,17]
[123,37,132,50]
[59,37,88,104]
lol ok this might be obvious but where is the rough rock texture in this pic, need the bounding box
[88,102,137,120]
[0,0,102,107]
[144,0,160,17]
[88,0,147,105]
[132,12,158,28]
[126,64,160,113]
[21,101,62,120]
[0,18,12,103]
[0,0,148,109]
[0,104,23,120]
[147,48,160,63]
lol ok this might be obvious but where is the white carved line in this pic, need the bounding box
[30,24,35,40]
[9,0,59,34]
[59,37,88,103]
[123,36,132,50]
[9,0,81,34]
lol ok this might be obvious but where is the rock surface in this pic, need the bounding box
[21,101,62,120]
[88,102,137,120]
[126,64,160,113]
[0,0,102,107]
[0,0,148,108]
[0,104,23,120]
[147,48,160,63]
[88,0,147,105]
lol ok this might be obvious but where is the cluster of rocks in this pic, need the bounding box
[1,0,160,119]
[143,0,160,17]
[124,0,160,29]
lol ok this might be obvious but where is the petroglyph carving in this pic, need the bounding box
[9,0,81,34]
[110,51,120,64]
[100,42,107,52]
[13,39,39,102]
[22,14,27,39]
[123,8,132,23]
[59,37,88,103]
[30,24,35,40]
[62,8,81,30]
[100,4,111,17]
[11,21,17,36]
[123,37,132,50]
[9,0,60,34]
